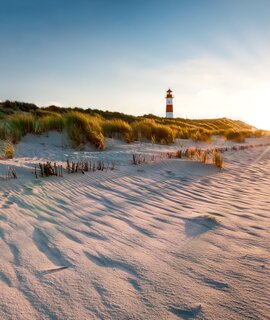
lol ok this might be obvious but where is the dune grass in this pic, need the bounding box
[0,113,65,143]
[131,119,175,144]
[102,119,132,142]
[189,129,212,142]
[1,141,15,159]
[0,125,7,140]
[36,114,65,133]
[212,151,224,169]
[0,101,269,149]
[225,130,253,143]
[6,114,36,143]
[0,112,105,149]
[65,112,105,150]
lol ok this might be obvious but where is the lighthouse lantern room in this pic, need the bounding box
[165,88,174,118]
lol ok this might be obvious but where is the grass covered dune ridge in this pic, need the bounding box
[0,100,269,151]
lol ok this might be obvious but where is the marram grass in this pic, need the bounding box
[102,119,132,142]
[0,104,268,149]
[131,119,175,144]
[65,112,105,150]
[1,141,15,159]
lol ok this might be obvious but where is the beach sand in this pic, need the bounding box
[0,134,270,319]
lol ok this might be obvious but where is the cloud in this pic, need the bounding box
[104,54,270,128]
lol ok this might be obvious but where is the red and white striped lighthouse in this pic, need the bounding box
[165,88,174,118]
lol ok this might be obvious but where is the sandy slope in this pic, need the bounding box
[0,134,270,320]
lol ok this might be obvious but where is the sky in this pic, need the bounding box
[0,0,270,129]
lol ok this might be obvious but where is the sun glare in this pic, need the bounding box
[246,90,270,130]
[251,117,270,130]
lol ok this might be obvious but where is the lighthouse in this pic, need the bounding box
[165,88,174,118]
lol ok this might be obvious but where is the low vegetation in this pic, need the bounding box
[131,119,175,144]
[34,158,116,179]
[0,100,269,149]
[1,141,15,159]
[212,151,224,169]
[65,112,105,149]
[204,214,218,222]
[102,119,132,142]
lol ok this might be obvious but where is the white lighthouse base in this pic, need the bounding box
[166,112,174,118]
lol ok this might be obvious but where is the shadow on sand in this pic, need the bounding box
[185,215,218,238]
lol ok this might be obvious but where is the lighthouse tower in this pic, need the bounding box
[165,88,174,118]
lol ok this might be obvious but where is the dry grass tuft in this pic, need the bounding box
[65,112,105,150]
[131,119,175,144]
[1,141,15,159]
[191,129,212,142]
[6,113,35,143]
[212,150,224,169]
[203,214,218,223]
[102,119,132,142]
[37,114,64,133]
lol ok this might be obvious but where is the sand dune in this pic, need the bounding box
[0,134,270,319]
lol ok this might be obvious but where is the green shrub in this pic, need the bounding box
[0,100,38,114]
[0,125,7,140]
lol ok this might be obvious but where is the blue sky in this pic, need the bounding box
[1,0,270,128]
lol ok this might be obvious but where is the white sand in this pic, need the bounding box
[0,133,270,319]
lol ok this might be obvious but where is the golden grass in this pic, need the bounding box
[203,214,218,223]
[190,129,212,142]
[1,141,15,159]
[65,112,105,150]
[0,105,268,150]
[6,114,35,143]
[102,119,132,142]
[131,119,175,144]
[212,151,224,169]
[225,130,246,142]
[37,114,64,133]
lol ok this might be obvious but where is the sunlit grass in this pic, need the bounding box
[102,119,132,142]
[131,119,175,144]
[0,102,268,149]
[212,150,224,169]
[65,112,105,150]
[1,141,15,159]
